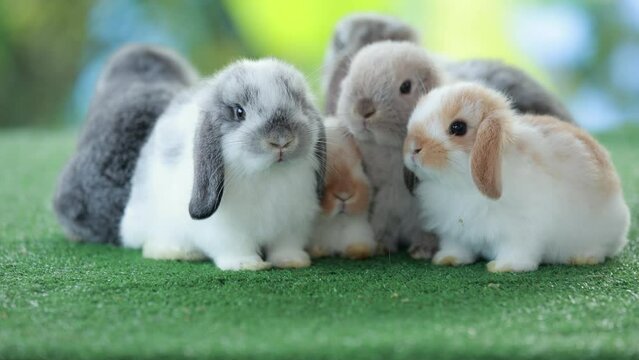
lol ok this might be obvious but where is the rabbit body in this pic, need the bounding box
[309,117,376,259]
[121,59,325,270]
[405,84,629,272]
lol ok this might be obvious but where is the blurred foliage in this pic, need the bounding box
[0,0,92,127]
[0,0,637,129]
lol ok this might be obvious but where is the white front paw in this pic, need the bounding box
[267,249,311,269]
[432,247,475,266]
[142,243,207,261]
[486,259,539,273]
[214,255,272,271]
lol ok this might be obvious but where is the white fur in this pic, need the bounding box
[406,85,630,271]
[311,214,375,256]
[120,63,320,271]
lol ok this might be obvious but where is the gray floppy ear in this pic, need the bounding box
[314,121,327,200]
[189,112,225,220]
[403,166,419,195]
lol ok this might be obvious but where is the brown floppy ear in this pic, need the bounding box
[470,114,505,199]
[189,111,225,220]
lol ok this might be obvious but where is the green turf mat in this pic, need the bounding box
[1,128,638,359]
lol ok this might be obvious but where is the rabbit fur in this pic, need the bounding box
[53,44,198,244]
[403,83,629,272]
[120,58,327,271]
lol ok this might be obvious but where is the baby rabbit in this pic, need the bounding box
[308,117,376,260]
[53,44,197,244]
[120,58,327,271]
[403,83,630,272]
[336,41,443,257]
[337,40,576,259]
[322,13,419,115]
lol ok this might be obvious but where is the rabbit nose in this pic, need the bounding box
[267,134,295,149]
[412,147,422,155]
[334,192,353,201]
[357,98,376,119]
[268,138,293,149]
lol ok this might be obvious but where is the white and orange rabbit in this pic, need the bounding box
[309,117,376,260]
[403,83,630,272]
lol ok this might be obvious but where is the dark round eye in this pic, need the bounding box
[399,80,412,94]
[449,120,467,136]
[234,104,245,121]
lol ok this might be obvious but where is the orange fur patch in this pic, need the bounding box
[471,116,503,199]
[521,114,620,194]
[405,129,448,169]
[321,119,371,215]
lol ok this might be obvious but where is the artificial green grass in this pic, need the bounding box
[1,127,638,360]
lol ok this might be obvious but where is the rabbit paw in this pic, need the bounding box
[408,232,439,260]
[568,256,602,265]
[487,260,538,273]
[307,245,331,259]
[268,249,311,269]
[215,256,272,271]
[343,243,375,260]
[433,251,474,266]
[142,243,207,261]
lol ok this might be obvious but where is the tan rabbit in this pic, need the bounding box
[404,83,629,272]
[308,117,376,260]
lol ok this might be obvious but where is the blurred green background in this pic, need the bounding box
[1,0,638,131]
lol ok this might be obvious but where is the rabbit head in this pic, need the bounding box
[321,117,370,217]
[96,44,198,93]
[323,13,419,115]
[336,41,443,147]
[404,83,514,199]
[189,58,325,219]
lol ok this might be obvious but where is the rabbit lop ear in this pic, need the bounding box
[314,121,328,200]
[403,166,419,195]
[189,112,225,219]
[470,113,506,200]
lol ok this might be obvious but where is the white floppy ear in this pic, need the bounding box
[189,111,225,219]
[470,112,506,199]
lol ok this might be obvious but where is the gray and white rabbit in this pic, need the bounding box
[321,13,419,115]
[120,58,327,271]
[53,44,198,244]
[336,40,575,258]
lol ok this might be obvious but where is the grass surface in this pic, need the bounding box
[1,128,638,360]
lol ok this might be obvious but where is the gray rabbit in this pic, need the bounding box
[322,13,419,115]
[53,44,197,244]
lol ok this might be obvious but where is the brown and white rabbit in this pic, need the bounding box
[308,117,375,260]
[403,83,630,272]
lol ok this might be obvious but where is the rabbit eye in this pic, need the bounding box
[399,80,411,94]
[449,120,467,136]
[234,105,246,121]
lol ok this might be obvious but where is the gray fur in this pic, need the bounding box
[188,59,326,218]
[322,13,419,115]
[445,59,575,123]
[53,44,197,244]
[189,112,225,220]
